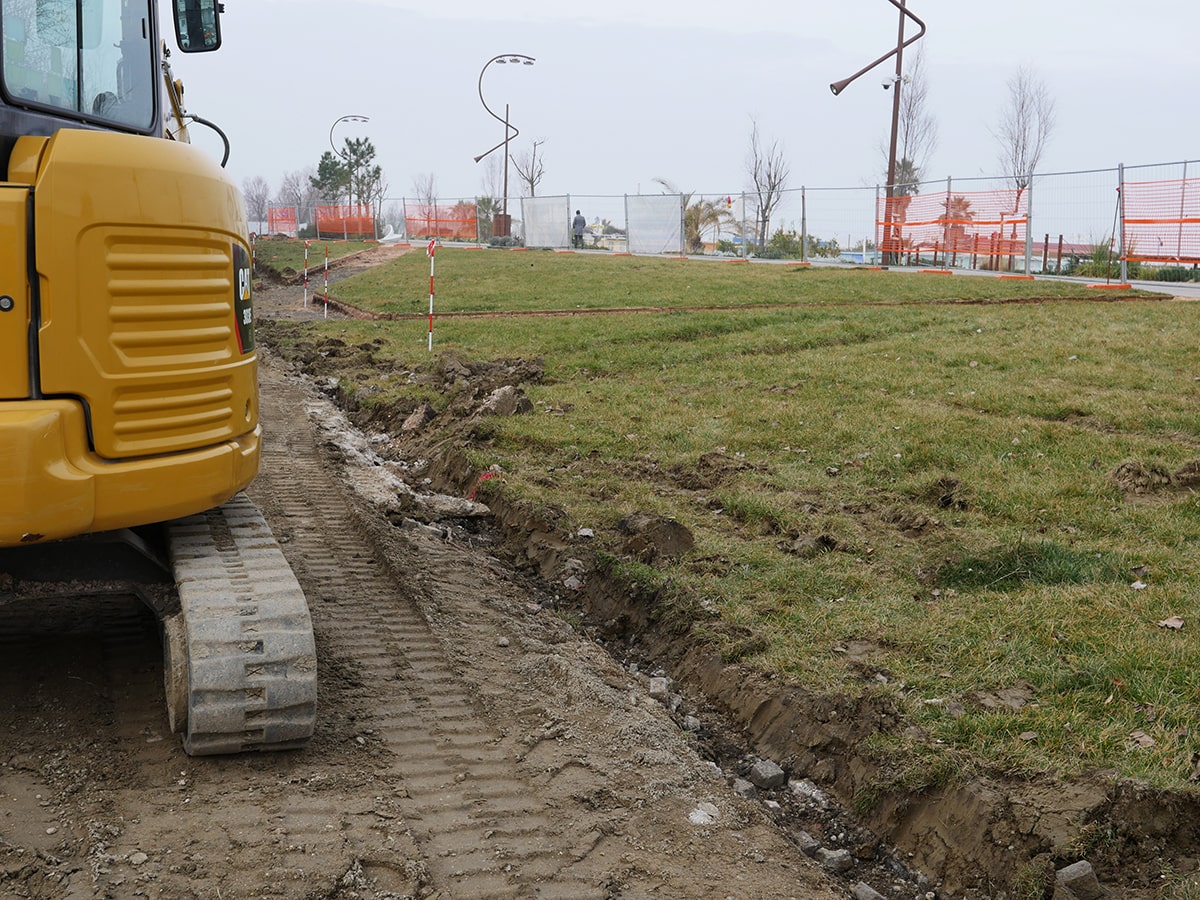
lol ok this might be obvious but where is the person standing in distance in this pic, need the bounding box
[572,209,586,249]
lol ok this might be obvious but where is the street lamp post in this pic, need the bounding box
[329,114,371,239]
[473,54,535,239]
[829,1,925,266]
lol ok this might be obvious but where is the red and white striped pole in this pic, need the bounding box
[303,240,310,307]
[323,244,329,320]
[426,238,436,351]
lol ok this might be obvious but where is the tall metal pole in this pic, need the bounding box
[884,0,906,266]
[502,103,511,221]
[473,54,536,239]
[829,1,926,267]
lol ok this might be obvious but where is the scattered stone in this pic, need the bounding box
[576,528,595,539]
[648,677,670,701]
[683,715,701,732]
[129,852,149,866]
[816,847,854,874]
[497,637,510,648]
[851,883,886,900]
[794,831,821,858]
[400,403,436,431]
[732,779,757,799]
[1055,860,1107,899]
[790,779,830,806]
[748,759,787,790]
[688,802,720,826]
[479,385,534,417]
[563,575,584,591]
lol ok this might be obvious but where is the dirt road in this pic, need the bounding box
[0,278,850,897]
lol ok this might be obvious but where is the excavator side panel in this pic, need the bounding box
[34,129,256,461]
[0,185,30,399]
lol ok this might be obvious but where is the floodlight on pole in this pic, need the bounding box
[829,1,925,266]
[473,53,536,238]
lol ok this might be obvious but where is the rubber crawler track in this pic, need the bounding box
[251,370,603,898]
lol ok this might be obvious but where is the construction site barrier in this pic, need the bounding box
[1121,176,1200,263]
[876,187,1028,269]
[315,204,375,240]
[404,201,478,241]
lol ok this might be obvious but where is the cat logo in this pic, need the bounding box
[233,244,255,353]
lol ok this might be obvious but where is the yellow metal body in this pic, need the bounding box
[0,129,258,546]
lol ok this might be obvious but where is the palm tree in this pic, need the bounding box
[653,178,732,254]
[476,195,502,240]
[939,194,975,260]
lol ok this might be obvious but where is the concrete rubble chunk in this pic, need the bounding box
[794,831,821,858]
[851,883,886,900]
[815,847,853,874]
[748,759,787,790]
[732,778,757,799]
[1055,860,1108,899]
[648,677,670,700]
[480,385,534,417]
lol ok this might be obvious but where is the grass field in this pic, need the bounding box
[258,243,1200,793]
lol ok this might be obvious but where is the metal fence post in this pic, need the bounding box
[1178,161,1189,261]
[1025,179,1034,275]
[741,193,748,259]
[874,185,881,265]
[1118,163,1127,283]
[801,186,808,262]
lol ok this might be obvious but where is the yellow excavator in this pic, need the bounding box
[0,0,316,754]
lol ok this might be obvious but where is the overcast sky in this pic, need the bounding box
[164,1,1199,205]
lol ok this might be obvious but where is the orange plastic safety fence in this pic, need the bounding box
[1121,177,1200,263]
[405,203,478,241]
[315,204,376,239]
[267,206,297,235]
[875,187,1028,263]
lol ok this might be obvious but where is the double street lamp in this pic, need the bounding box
[328,114,372,238]
[830,1,925,265]
[329,114,370,202]
[473,53,535,239]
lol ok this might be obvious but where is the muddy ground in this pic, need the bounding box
[0,245,1196,899]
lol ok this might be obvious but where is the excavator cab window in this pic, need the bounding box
[1,0,155,129]
[172,0,220,53]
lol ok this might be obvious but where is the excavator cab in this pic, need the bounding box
[0,0,317,755]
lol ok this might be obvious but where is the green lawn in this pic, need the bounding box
[259,243,1200,793]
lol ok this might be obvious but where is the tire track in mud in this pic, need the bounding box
[253,369,601,899]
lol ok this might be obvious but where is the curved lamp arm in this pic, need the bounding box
[474,54,535,163]
[329,114,370,160]
[829,1,925,95]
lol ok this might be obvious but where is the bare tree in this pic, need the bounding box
[881,45,938,195]
[994,66,1056,201]
[241,176,270,230]
[511,140,545,198]
[480,155,504,205]
[275,166,319,235]
[411,173,437,207]
[745,119,790,251]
